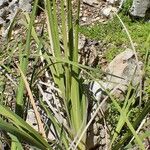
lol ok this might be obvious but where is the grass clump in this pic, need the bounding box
[0,0,150,149]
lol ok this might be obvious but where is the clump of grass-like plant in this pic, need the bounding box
[0,0,150,149]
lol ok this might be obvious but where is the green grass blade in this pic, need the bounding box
[8,134,24,150]
[67,0,74,60]
[16,0,39,117]
[44,0,65,93]
[0,118,50,149]
[70,0,83,133]
[60,0,71,105]
[110,84,135,146]
[0,104,50,148]
[113,99,150,149]
[109,95,145,150]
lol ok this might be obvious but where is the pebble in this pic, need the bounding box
[101,6,112,17]
[81,16,87,22]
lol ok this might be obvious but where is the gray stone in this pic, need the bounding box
[0,8,6,17]
[89,80,107,100]
[86,49,143,149]
[19,0,32,12]
[130,0,150,18]
[89,49,143,99]
[8,1,19,13]
[0,17,4,26]
[105,49,143,94]
[26,109,38,131]
[0,0,8,6]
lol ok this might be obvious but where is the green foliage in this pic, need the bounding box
[0,104,51,149]
[80,15,150,61]
[0,0,88,149]
[121,0,133,15]
[16,0,39,117]
[0,0,150,149]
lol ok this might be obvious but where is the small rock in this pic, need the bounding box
[19,0,32,12]
[89,80,107,100]
[100,128,106,139]
[93,122,100,135]
[8,1,19,13]
[81,16,87,22]
[26,109,38,131]
[78,34,86,50]
[105,49,143,96]
[0,8,6,17]
[106,0,119,5]
[111,6,118,12]
[88,49,143,100]
[101,6,113,17]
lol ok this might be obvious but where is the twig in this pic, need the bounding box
[15,62,46,139]
[130,117,147,143]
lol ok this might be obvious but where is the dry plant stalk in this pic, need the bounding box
[15,62,46,139]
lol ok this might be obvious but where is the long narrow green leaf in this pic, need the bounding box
[52,0,62,57]
[69,1,87,148]
[60,0,71,106]
[44,0,65,92]
[44,0,72,124]
[67,0,74,60]
[70,0,81,131]
[0,104,50,148]
[16,0,39,117]
[0,118,50,149]
[110,85,135,146]
[8,134,23,150]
